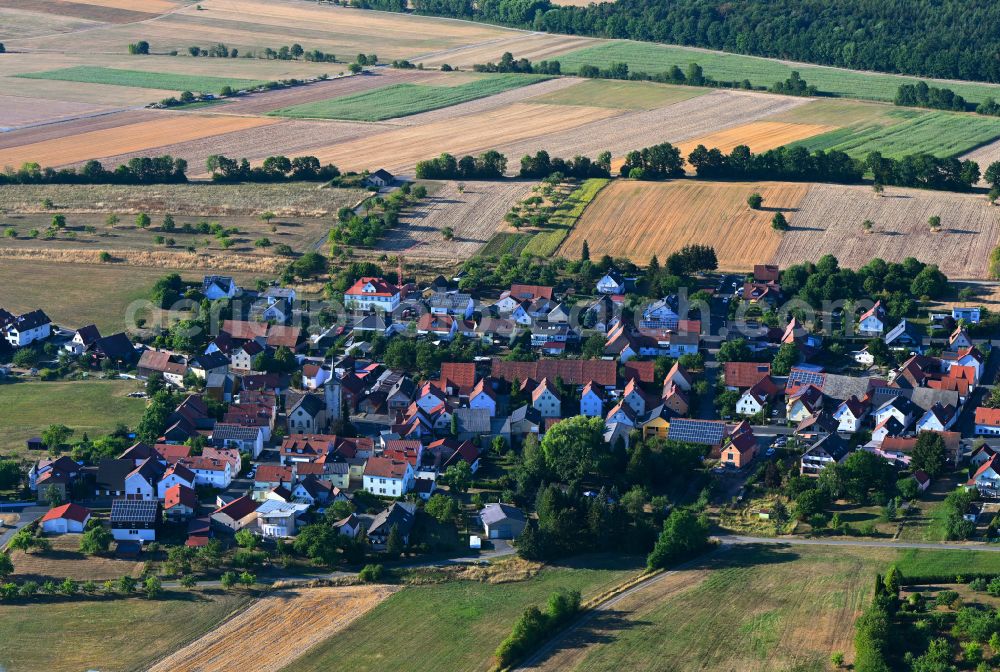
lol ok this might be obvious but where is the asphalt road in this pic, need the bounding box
[0,506,46,548]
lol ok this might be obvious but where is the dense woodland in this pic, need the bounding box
[402,0,1000,83]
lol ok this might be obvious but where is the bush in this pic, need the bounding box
[358,564,384,583]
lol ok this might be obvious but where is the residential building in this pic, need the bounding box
[858,301,886,336]
[975,407,1000,436]
[256,499,309,538]
[4,309,51,348]
[110,499,159,542]
[531,378,561,418]
[368,502,416,548]
[345,277,400,312]
[211,495,258,532]
[580,381,604,417]
[363,457,414,497]
[480,503,527,539]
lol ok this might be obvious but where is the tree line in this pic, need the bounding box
[895,81,1000,117]
[472,51,562,75]
[0,156,187,186]
[407,0,1000,85]
[205,154,340,182]
[414,151,508,179]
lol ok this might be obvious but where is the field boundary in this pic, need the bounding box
[524,177,609,258]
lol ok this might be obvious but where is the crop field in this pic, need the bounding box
[529,78,707,110]
[385,180,535,260]
[960,137,1000,181]
[0,95,114,132]
[773,182,1000,279]
[270,74,550,121]
[0,0,172,24]
[561,179,808,269]
[0,590,253,672]
[288,556,643,672]
[0,113,279,169]
[0,380,146,458]
[674,121,837,159]
[522,178,609,257]
[479,232,532,258]
[0,7,103,40]
[788,110,1000,159]
[412,33,596,69]
[149,585,398,672]
[556,41,1000,104]
[17,66,267,93]
[11,535,144,583]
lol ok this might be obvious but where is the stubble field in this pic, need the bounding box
[561,179,808,269]
[148,585,398,672]
[11,534,144,583]
[674,120,839,158]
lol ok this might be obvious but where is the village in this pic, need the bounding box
[0,251,998,586]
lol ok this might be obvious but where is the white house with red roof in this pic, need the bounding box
[580,381,604,418]
[969,454,1000,498]
[833,395,869,433]
[164,484,198,521]
[157,462,196,500]
[363,457,414,497]
[40,503,92,534]
[469,379,498,417]
[858,300,886,336]
[976,407,1000,436]
[344,277,400,312]
[179,456,233,489]
[531,378,561,418]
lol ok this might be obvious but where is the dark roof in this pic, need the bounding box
[92,332,135,361]
[369,168,394,181]
[212,423,262,442]
[667,418,727,446]
[96,458,135,491]
[368,502,416,538]
[191,351,229,370]
[480,503,525,526]
[289,393,325,417]
[8,309,50,332]
[110,498,159,524]
[75,324,101,345]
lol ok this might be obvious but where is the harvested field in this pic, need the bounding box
[0,109,152,151]
[302,102,620,174]
[0,7,103,40]
[18,65,267,93]
[0,95,114,132]
[11,534,144,583]
[529,78,706,110]
[68,0,178,12]
[0,0,161,25]
[385,180,535,259]
[562,179,809,270]
[496,90,809,170]
[413,33,595,69]
[764,98,904,127]
[773,182,1000,279]
[674,121,838,158]
[270,74,550,121]
[0,113,279,169]
[215,70,438,115]
[149,585,398,672]
[960,136,1000,181]
[0,247,289,273]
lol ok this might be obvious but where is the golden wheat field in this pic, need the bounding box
[673,121,838,159]
[561,179,809,269]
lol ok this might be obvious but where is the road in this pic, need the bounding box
[0,506,46,549]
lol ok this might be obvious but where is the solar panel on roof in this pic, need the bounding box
[667,419,726,445]
[110,499,158,522]
[787,368,825,390]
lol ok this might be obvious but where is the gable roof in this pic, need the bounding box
[346,276,399,298]
[74,324,101,345]
[41,503,91,524]
[213,495,257,521]
[480,503,525,525]
[368,501,416,538]
[976,407,1000,427]
[491,358,617,388]
[110,498,158,524]
[724,362,771,388]
[438,362,477,395]
[508,284,553,301]
[364,456,410,480]
[164,484,198,510]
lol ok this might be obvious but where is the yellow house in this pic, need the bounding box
[641,415,670,441]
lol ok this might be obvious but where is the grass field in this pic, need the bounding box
[529,78,707,110]
[478,232,532,258]
[287,555,644,672]
[16,66,267,93]
[532,544,1000,672]
[0,590,252,672]
[270,74,550,121]
[151,586,397,672]
[0,380,146,458]
[523,178,608,257]
[563,179,808,269]
[556,41,1000,104]
[787,110,1000,159]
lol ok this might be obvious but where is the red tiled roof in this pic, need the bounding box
[364,457,409,479]
[623,360,655,384]
[491,358,617,387]
[164,484,198,510]
[345,277,399,298]
[724,362,771,388]
[976,407,1000,427]
[254,465,293,483]
[213,495,257,521]
[154,444,192,464]
[509,284,553,301]
[439,362,477,394]
[41,503,91,524]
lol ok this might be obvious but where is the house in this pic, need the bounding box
[800,433,851,476]
[110,499,159,542]
[973,445,1000,468]
[491,358,618,389]
[29,455,82,493]
[495,284,554,313]
[833,396,868,433]
[188,352,229,380]
[428,291,474,318]
[969,455,1000,499]
[666,418,727,453]
[344,277,400,312]
[211,423,264,457]
[884,319,920,350]
[437,362,478,397]
[363,457,414,497]
[606,400,639,428]
[452,408,491,442]
[203,446,241,474]
[163,484,198,521]
[230,340,265,372]
[975,407,1000,436]
[596,269,626,294]
[156,462,196,500]
[737,376,780,417]
[641,299,679,330]
[531,378,561,418]
[480,503,527,539]
[367,501,417,548]
[95,458,140,498]
[137,349,187,386]
[874,396,917,431]
[333,513,363,538]
[621,378,647,416]
[786,385,824,423]
[580,381,604,417]
[440,439,482,473]
[719,422,757,469]
[952,306,981,324]
[40,503,92,534]
[949,327,973,351]
[256,499,309,538]
[366,168,395,188]
[470,379,498,417]
[211,495,258,532]
[660,384,690,417]
[87,332,137,367]
[180,456,234,489]
[915,403,957,433]
[417,313,457,341]
[203,275,238,300]
[287,393,326,434]
[724,362,772,391]
[249,296,291,325]
[913,470,931,492]
[509,405,542,438]
[66,324,101,355]
[4,309,51,348]
[754,264,780,283]
[858,301,886,336]
[476,317,518,346]
[415,382,447,414]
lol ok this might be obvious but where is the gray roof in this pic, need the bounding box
[454,407,491,434]
[212,423,261,441]
[96,458,135,491]
[819,374,872,404]
[368,502,416,538]
[909,388,959,413]
[480,503,525,526]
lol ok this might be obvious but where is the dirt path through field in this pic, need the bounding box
[148,584,398,672]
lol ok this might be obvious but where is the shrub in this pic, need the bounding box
[358,563,384,583]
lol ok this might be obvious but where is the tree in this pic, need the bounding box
[0,460,20,490]
[180,574,197,589]
[928,214,941,232]
[136,212,151,228]
[872,182,884,197]
[441,461,472,494]
[118,575,137,593]
[425,494,460,524]
[144,575,162,599]
[582,332,605,359]
[79,525,112,555]
[51,214,66,229]
[646,510,708,569]
[239,571,255,586]
[128,40,150,55]
[747,193,763,209]
[385,524,404,556]
[259,211,275,226]
[911,432,947,478]
[234,529,259,550]
[220,571,238,589]
[771,212,789,231]
[795,489,828,521]
[716,338,752,363]
[862,219,874,234]
[0,553,12,579]
[42,424,73,452]
[581,239,590,261]
[540,415,605,482]
[771,342,800,375]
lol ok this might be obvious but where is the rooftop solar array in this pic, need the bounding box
[667,418,726,445]
[110,498,159,523]
[786,367,825,391]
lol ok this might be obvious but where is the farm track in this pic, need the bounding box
[772,182,1000,279]
[147,585,398,672]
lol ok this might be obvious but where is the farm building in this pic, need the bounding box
[40,503,92,534]
[480,503,527,539]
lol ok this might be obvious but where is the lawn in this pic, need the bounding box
[478,231,532,258]
[556,41,1000,104]
[286,555,644,672]
[0,590,252,672]
[0,380,146,457]
[529,78,707,110]
[532,544,1000,672]
[16,66,266,93]
[269,74,550,121]
[787,110,1000,158]
[522,178,609,257]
